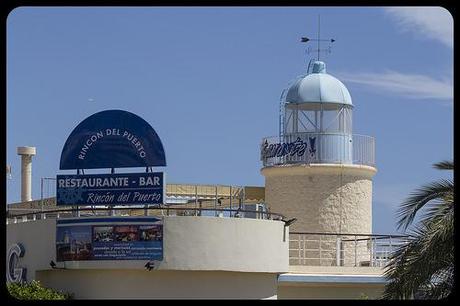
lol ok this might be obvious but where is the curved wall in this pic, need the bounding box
[7,215,288,279]
[262,164,377,235]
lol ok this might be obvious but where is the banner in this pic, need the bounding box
[56,217,163,261]
[56,172,164,206]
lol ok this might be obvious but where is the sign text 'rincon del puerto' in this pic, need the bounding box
[59,109,166,170]
[57,109,167,206]
[56,172,164,206]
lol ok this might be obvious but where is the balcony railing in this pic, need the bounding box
[289,232,410,268]
[261,133,375,167]
[6,206,285,224]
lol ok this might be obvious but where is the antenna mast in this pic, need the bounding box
[317,15,320,61]
[300,15,335,68]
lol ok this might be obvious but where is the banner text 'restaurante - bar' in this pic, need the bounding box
[58,176,160,188]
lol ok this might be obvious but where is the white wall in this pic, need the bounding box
[7,216,288,274]
[37,269,279,299]
[277,283,384,299]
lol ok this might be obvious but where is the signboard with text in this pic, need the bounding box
[59,110,166,170]
[56,217,163,262]
[56,172,164,206]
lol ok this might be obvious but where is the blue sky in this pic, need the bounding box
[6,7,453,234]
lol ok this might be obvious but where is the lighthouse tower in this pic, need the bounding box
[260,60,377,238]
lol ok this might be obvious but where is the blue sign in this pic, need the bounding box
[261,136,316,159]
[56,172,164,206]
[59,110,166,170]
[56,217,163,261]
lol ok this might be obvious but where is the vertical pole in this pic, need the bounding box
[317,15,320,61]
[111,168,116,216]
[298,236,301,265]
[319,235,322,265]
[354,235,358,267]
[40,178,44,214]
[195,185,198,216]
[388,236,393,263]
[214,185,218,217]
[75,169,80,218]
[229,186,232,217]
[143,167,148,216]
[370,237,374,267]
[303,235,306,265]
[336,236,341,266]
[242,187,246,218]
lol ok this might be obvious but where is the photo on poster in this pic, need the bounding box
[93,226,115,242]
[139,225,162,241]
[113,225,139,242]
[56,225,92,261]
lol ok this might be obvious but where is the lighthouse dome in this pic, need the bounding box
[285,61,352,106]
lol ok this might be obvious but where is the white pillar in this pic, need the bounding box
[17,146,36,202]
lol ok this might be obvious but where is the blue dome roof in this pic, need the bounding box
[285,61,353,106]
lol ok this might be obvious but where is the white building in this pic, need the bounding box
[6,58,407,299]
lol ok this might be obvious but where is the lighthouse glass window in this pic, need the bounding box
[284,104,352,135]
[321,106,352,134]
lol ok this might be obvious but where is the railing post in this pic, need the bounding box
[229,186,232,217]
[319,235,322,265]
[370,237,374,267]
[40,177,44,214]
[298,236,302,265]
[303,235,306,265]
[195,185,198,216]
[214,185,218,217]
[73,206,80,217]
[336,236,341,266]
[354,235,358,267]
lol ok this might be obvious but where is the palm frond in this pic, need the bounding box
[433,160,454,170]
[383,210,454,299]
[384,161,454,299]
[396,179,453,231]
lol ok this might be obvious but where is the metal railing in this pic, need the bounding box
[6,206,285,224]
[289,232,410,268]
[261,132,375,167]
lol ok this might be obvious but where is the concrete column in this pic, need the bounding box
[17,146,36,202]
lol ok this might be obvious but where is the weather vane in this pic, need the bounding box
[300,15,335,61]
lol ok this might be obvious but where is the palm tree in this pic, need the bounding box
[382,161,454,299]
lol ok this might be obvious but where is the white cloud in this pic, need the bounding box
[384,7,453,49]
[338,70,453,101]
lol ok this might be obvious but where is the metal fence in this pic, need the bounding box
[289,232,410,267]
[261,133,375,167]
[6,206,285,224]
